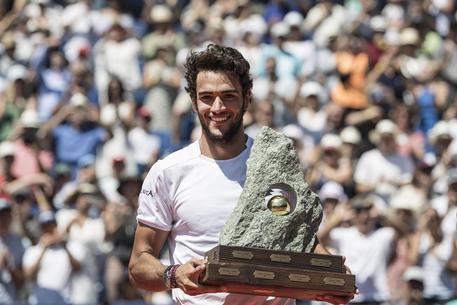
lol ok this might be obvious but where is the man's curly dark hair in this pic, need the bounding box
[184,44,253,100]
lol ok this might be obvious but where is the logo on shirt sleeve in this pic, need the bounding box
[140,189,154,197]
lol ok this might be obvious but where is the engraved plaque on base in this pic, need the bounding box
[206,245,344,273]
[200,245,356,299]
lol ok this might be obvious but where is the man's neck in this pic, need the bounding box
[199,132,247,160]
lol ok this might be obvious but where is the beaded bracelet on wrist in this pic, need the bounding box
[162,264,181,289]
[169,264,181,289]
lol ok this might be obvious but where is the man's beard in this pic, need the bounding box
[197,108,245,144]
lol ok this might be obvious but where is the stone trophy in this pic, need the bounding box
[199,127,356,299]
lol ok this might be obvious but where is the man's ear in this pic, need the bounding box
[243,91,252,111]
[191,100,197,112]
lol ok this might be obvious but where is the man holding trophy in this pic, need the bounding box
[128,44,354,305]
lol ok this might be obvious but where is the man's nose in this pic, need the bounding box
[211,96,226,111]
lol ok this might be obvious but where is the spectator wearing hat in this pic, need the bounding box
[10,190,40,245]
[94,23,142,104]
[142,45,182,132]
[142,4,184,61]
[128,107,161,176]
[296,81,327,142]
[396,266,425,305]
[23,211,86,305]
[36,47,72,121]
[0,142,17,196]
[317,181,349,244]
[8,109,53,179]
[354,119,415,200]
[0,198,25,304]
[38,100,107,173]
[318,181,348,214]
[0,64,33,142]
[307,133,352,191]
[52,155,97,210]
[50,163,72,205]
[236,14,267,77]
[0,33,19,78]
[281,123,314,170]
[104,175,143,303]
[431,169,457,242]
[389,159,433,225]
[259,21,302,80]
[409,208,456,305]
[428,121,454,194]
[251,54,299,127]
[366,15,388,67]
[0,142,48,200]
[319,193,398,305]
[340,125,362,162]
[58,183,106,305]
[387,191,425,304]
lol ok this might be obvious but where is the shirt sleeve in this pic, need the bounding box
[136,161,173,231]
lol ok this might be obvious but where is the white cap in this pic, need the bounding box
[249,14,268,35]
[271,22,290,38]
[340,126,361,144]
[390,188,424,214]
[7,65,28,81]
[370,15,387,32]
[400,27,420,46]
[283,11,304,27]
[20,110,41,128]
[0,142,16,158]
[240,14,267,37]
[370,119,398,144]
[69,93,88,107]
[320,134,342,150]
[403,266,424,282]
[382,4,404,22]
[282,124,304,140]
[319,181,347,203]
[150,5,173,23]
[299,81,324,100]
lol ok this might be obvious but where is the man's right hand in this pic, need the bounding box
[174,259,226,296]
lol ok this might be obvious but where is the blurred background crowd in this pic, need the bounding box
[0,0,456,305]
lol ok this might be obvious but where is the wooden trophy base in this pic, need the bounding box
[200,245,356,300]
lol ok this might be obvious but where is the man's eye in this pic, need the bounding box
[200,95,213,102]
[223,94,237,100]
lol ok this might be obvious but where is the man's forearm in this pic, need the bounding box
[128,250,168,292]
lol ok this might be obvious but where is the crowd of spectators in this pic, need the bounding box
[0,0,456,305]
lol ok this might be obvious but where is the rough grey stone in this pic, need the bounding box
[219,126,323,252]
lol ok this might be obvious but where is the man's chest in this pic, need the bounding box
[172,170,244,236]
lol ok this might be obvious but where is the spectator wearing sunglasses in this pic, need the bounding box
[319,193,397,305]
